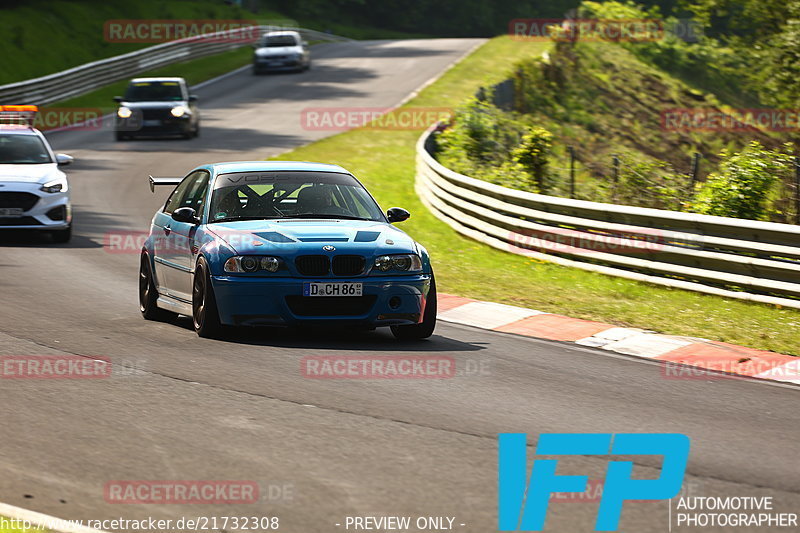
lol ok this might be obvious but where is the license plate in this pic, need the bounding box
[303,282,363,297]
[268,61,282,66]
[0,208,23,217]
[143,119,161,127]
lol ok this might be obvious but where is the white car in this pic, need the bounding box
[0,106,73,242]
[252,30,311,74]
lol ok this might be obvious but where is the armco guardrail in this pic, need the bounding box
[0,26,351,106]
[416,125,800,309]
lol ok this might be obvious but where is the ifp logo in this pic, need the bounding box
[498,433,690,531]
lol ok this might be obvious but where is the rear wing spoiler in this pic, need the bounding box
[149,175,182,193]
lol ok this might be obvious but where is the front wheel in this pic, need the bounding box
[193,257,225,338]
[50,225,71,243]
[391,275,437,340]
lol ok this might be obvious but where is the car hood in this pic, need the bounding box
[255,46,301,56]
[207,219,416,255]
[0,163,61,184]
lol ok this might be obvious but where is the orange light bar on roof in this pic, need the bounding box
[0,105,38,112]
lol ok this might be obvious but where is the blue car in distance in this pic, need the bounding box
[140,161,436,339]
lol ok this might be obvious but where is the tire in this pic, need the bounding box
[50,225,71,243]
[139,253,174,321]
[192,257,225,338]
[391,275,437,340]
[193,124,200,138]
[115,131,128,141]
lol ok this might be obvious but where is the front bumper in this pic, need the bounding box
[115,116,192,137]
[211,274,432,327]
[0,183,71,230]
[253,58,303,72]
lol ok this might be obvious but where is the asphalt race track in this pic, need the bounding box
[0,39,798,532]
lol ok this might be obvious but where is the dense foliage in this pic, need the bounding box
[435,0,800,222]
[692,142,795,220]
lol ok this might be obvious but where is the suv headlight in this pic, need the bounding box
[373,254,422,273]
[117,107,132,119]
[170,106,188,118]
[224,255,283,273]
[40,178,68,194]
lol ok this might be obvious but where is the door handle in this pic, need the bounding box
[163,225,171,235]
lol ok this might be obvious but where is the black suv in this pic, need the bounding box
[114,77,199,140]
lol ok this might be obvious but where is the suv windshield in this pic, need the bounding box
[262,35,298,47]
[210,171,384,223]
[0,134,52,164]
[124,81,184,102]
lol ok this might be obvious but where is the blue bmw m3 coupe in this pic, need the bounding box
[139,161,436,339]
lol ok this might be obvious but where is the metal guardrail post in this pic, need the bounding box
[569,146,576,199]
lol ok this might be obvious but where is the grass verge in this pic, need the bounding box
[269,35,800,356]
[0,515,43,533]
[52,47,253,113]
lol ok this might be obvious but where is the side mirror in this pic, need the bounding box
[172,207,199,224]
[302,40,309,47]
[55,153,73,166]
[387,207,410,223]
[188,95,198,102]
[113,96,123,103]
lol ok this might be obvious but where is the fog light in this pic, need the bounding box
[389,296,401,309]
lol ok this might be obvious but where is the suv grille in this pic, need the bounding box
[295,255,330,276]
[0,192,39,211]
[141,108,173,120]
[285,295,377,316]
[332,255,365,276]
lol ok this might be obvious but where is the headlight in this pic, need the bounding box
[374,256,392,272]
[40,178,67,194]
[170,106,187,118]
[117,107,132,119]
[373,254,421,273]
[261,256,280,272]
[224,256,283,273]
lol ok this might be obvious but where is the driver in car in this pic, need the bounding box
[295,184,349,216]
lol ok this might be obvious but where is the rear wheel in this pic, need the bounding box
[192,257,224,338]
[139,253,174,321]
[391,275,437,340]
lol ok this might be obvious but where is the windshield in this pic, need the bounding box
[124,81,184,102]
[261,35,298,47]
[0,134,52,164]
[210,171,384,223]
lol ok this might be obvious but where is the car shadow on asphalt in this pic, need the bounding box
[0,229,101,249]
[168,315,485,352]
